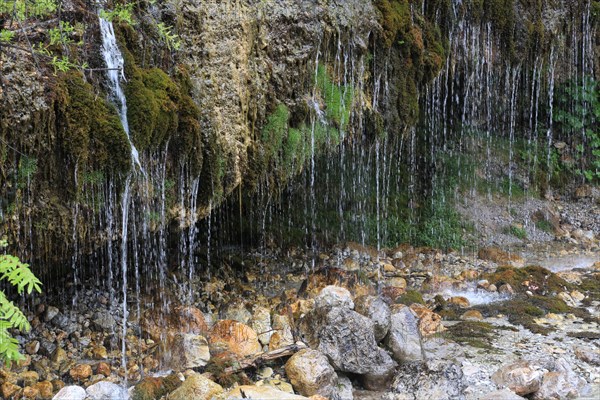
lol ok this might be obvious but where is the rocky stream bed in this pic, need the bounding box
[1,238,599,400]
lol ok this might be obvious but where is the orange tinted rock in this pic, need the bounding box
[22,386,39,399]
[381,286,405,303]
[69,363,92,381]
[1,382,21,399]
[448,296,470,308]
[141,306,209,342]
[209,320,262,357]
[96,362,111,376]
[461,310,484,321]
[33,381,53,400]
[410,304,444,336]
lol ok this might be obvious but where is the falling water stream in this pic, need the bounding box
[26,1,594,392]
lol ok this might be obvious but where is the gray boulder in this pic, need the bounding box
[315,285,354,309]
[52,386,86,400]
[354,295,391,342]
[384,305,424,363]
[299,306,396,390]
[86,381,129,400]
[93,311,117,331]
[285,348,337,397]
[491,360,545,396]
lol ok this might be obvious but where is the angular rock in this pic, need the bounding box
[92,311,116,332]
[250,306,273,345]
[354,295,391,341]
[166,333,210,369]
[209,320,261,357]
[314,285,354,309]
[50,348,67,365]
[385,304,424,363]
[52,385,86,400]
[25,340,40,355]
[334,373,354,400]
[285,349,337,397]
[410,304,443,336]
[270,315,294,347]
[86,381,128,400]
[166,373,223,400]
[69,364,92,381]
[34,381,53,400]
[392,361,465,400]
[44,306,59,322]
[224,302,252,324]
[299,306,396,390]
[491,360,545,396]
[23,386,39,399]
[532,372,578,400]
[131,375,182,400]
[2,382,21,399]
[91,345,108,360]
[498,283,514,294]
[19,370,39,387]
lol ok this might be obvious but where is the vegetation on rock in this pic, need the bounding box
[0,240,42,365]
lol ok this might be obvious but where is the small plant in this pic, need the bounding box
[0,30,15,43]
[554,77,600,182]
[99,3,135,25]
[535,219,554,233]
[0,240,42,365]
[156,22,181,51]
[48,20,75,46]
[503,224,527,240]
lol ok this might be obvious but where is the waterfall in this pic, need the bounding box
[98,15,142,169]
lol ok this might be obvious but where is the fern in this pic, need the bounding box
[0,240,42,365]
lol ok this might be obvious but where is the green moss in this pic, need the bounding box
[55,71,131,177]
[396,289,425,305]
[126,67,180,152]
[580,274,600,302]
[261,103,290,162]
[484,265,572,294]
[375,0,412,48]
[316,65,354,131]
[441,321,497,349]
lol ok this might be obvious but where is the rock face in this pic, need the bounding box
[385,305,424,363]
[208,320,262,357]
[285,349,337,397]
[141,306,209,343]
[491,360,545,396]
[299,306,397,389]
[354,295,391,342]
[166,373,223,400]
[166,333,211,369]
